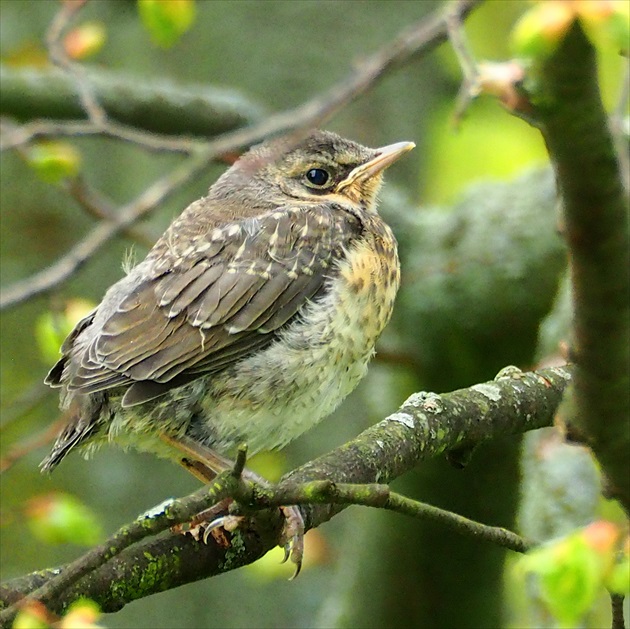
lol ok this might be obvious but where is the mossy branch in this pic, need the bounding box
[0,364,570,619]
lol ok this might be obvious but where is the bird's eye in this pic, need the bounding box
[305,168,330,187]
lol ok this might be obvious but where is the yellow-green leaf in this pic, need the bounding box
[64,21,107,60]
[36,298,95,364]
[25,142,81,184]
[58,599,103,629]
[138,0,196,48]
[517,521,623,627]
[511,1,577,60]
[25,493,104,546]
[578,0,630,55]
[12,601,51,629]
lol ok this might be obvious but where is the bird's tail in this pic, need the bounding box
[40,398,101,473]
[40,418,97,473]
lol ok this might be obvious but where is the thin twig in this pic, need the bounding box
[446,0,479,85]
[446,0,481,123]
[211,0,482,149]
[255,480,531,554]
[445,1,530,121]
[3,0,481,158]
[16,2,206,154]
[0,380,50,431]
[0,118,204,154]
[64,177,158,248]
[611,593,626,629]
[0,414,68,474]
[45,0,106,125]
[0,147,212,310]
[0,65,261,154]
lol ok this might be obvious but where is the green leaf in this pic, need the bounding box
[26,493,104,546]
[517,522,623,627]
[64,21,107,60]
[138,0,196,48]
[12,603,51,629]
[578,1,630,56]
[35,298,95,364]
[58,599,103,629]
[25,141,81,184]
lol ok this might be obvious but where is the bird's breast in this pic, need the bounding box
[334,224,400,353]
[200,219,400,454]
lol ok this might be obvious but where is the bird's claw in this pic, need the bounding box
[202,514,244,544]
[279,505,305,579]
[174,498,305,579]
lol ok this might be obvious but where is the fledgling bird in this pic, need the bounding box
[42,130,414,569]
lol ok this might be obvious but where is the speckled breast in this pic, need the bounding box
[199,216,401,455]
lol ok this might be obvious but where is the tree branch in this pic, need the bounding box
[0,64,266,151]
[0,0,483,312]
[532,22,630,512]
[0,364,570,618]
[0,146,213,310]
[253,481,532,554]
[611,593,626,629]
[1,0,482,154]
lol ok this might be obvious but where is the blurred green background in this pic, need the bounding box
[1,1,626,627]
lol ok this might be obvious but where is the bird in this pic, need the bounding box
[42,129,415,570]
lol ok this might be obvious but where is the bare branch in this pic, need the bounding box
[0,147,212,310]
[211,0,483,148]
[64,178,158,248]
[0,68,263,153]
[45,0,107,125]
[0,0,482,312]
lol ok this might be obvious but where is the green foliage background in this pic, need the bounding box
[1,1,625,627]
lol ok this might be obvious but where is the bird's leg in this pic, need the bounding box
[175,457,240,531]
[161,434,305,576]
[164,435,239,533]
[178,457,217,483]
[163,433,236,474]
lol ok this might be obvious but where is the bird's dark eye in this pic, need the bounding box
[305,168,330,187]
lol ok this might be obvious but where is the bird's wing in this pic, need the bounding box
[56,204,361,406]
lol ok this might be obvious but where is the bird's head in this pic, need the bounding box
[212,130,415,214]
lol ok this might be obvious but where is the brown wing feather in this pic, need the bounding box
[60,204,361,405]
[164,265,224,315]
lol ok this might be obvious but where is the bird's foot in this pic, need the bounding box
[166,437,306,576]
[171,495,304,577]
[172,497,234,539]
[279,505,305,579]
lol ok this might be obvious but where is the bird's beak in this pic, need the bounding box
[339,141,415,190]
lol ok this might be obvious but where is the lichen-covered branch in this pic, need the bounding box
[0,364,571,618]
